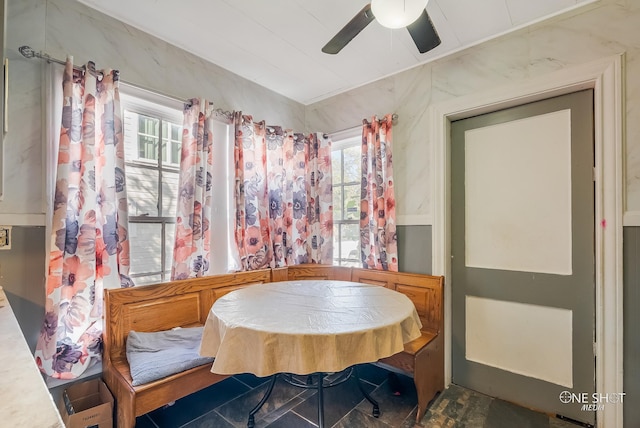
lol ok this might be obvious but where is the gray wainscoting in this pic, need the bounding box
[397,225,432,275]
[624,226,639,427]
[0,226,46,352]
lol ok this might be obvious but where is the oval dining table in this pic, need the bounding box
[199,279,423,427]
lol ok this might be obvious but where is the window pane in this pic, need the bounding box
[128,223,163,276]
[161,121,168,138]
[165,223,175,272]
[331,150,342,184]
[170,139,182,166]
[171,141,181,165]
[162,170,180,217]
[343,184,360,220]
[340,223,360,259]
[139,115,157,134]
[343,145,361,184]
[162,122,182,166]
[125,164,159,217]
[139,135,159,161]
[161,140,168,163]
[138,115,159,161]
[333,223,341,263]
[333,186,343,221]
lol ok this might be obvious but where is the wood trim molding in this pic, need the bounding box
[623,211,640,226]
[0,213,45,226]
[430,54,624,428]
[396,214,432,226]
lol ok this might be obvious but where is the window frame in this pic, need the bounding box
[120,85,183,284]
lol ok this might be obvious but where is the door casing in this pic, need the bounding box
[429,54,623,428]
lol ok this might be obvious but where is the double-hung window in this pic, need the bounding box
[120,87,183,285]
[331,132,362,267]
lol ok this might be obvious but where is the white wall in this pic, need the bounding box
[304,0,640,227]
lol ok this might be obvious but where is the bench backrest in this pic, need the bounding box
[284,264,444,335]
[350,268,444,335]
[103,270,272,364]
[284,264,352,281]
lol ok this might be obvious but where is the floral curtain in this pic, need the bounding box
[35,58,133,379]
[171,99,214,279]
[360,114,398,271]
[233,113,333,270]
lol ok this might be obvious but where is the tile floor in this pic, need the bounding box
[134,364,582,428]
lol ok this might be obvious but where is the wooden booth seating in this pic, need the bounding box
[103,269,272,428]
[285,264,445,423]
[350,268,445,423]
[103,265,443,427]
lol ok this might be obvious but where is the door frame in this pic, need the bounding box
[430,54,623,427]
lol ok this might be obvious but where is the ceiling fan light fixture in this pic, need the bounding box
[371,0,429,29]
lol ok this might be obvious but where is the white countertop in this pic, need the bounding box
[0,286,64,427]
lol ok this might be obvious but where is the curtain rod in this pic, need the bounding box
[18,45,234,120]
[19,45,173,100]
[19,45,107,78]
[326,113,399,137]
[19,45,178,102]
[20,45,393,130]
[372,113,398,123]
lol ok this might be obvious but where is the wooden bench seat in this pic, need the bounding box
[400,330,438,357]
[103,270,273,428]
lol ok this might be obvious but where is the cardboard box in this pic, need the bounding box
[58,378,114,428]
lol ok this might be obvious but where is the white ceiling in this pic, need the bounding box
[76,0,593,105]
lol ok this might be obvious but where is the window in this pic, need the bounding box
[121,89,183,285]
[120,86,236,285]
[331,133,362,267]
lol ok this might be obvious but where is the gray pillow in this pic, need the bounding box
[126,326,214,386]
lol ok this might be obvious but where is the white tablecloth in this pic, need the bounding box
[200,280,422,377]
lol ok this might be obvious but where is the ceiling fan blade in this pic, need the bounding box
[322,4,375,54]
[406,10,441,53]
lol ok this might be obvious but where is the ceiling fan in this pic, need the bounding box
[322,0,441,55]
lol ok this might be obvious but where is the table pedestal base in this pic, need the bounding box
[248,375,277,428]
[247,366,380,428]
